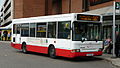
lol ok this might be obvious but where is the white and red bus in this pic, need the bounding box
[11,13,103,58]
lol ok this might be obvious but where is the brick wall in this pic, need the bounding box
[13,0,119,19]
[13,0,45,19]
[62,0,70,14]
[23,0,45,18]
[115,0,120,2]
[13,0,24,19]
[89,1,113,10]
[46,0,52,15]
[71,0,83,13]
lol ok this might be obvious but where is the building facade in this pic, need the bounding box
[1,0,119,26]
[0,0,13,27]
[0,0,120,40]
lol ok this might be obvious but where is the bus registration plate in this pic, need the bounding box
[86,54,94,56]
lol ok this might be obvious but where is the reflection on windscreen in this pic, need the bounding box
[73,22,102,41]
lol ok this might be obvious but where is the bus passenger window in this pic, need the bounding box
[58,21,71,39]
[13,24,16,34]
[16,24,21,34]
[47,22,56,38]
[30,23,35,37]
[21,23,29,37]
[36,23,46,38]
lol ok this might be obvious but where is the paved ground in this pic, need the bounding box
[0,41,118,68]
[97,54,120,67]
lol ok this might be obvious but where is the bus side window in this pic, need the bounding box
[13,24,16,34]
[58,21,71,39]
[30,23,36,37]
[21,23,29,37]
[16,24,21,34]
[36,23,46,38]
[47,22,56,38]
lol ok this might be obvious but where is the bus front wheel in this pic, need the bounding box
[49,46,56,58]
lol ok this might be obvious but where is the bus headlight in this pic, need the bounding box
[71,49,80,53]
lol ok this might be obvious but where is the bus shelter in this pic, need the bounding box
[0,24,12,41]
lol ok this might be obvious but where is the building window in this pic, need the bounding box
[4,0,9,7]
[82,0,89,11]
[4,12,11,20]
[1,8,3,12]
[4,3,11,13]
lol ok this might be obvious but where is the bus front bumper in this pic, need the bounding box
[68,51,103,58]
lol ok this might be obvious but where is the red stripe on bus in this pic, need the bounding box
[11,43,102,58]
[11,43,22,50]
[27,45,48,54]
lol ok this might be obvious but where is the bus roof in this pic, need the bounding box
[12,13,101,24]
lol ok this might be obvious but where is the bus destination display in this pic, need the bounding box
[77,14,100,21]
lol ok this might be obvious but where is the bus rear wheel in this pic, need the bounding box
[49,46,56,58]
[22,43,28,54]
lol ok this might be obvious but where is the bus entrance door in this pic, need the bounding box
[15,34,21,44]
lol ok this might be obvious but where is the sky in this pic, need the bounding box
[0,0,4,15]
[0,0,4,9]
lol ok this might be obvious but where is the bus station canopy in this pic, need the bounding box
[83,6,115,16]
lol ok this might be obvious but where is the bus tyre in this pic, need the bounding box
[22,43,28,54]
[49,46,56,58]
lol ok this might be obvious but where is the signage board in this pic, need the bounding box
[77,14,100,21]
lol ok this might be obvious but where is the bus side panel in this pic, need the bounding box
[11,42,22,50]
[55,39,71,50]
[11,42,102,58]
[23,37,48,54]
[11,42,48,54]
[27,45,48,54]
[56,49,73,58]
[55,39,71,57]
